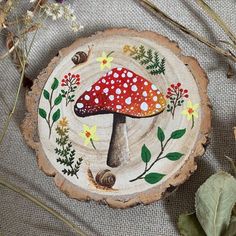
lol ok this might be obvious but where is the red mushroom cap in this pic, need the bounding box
[74,67,166,117]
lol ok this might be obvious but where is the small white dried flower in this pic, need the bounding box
[27,10,34,18]
[30,0,37,2]
[44,3,64,21]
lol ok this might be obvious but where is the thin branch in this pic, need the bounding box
[0,178,87,236]
[196,0,236,46]
[0,38,19,60]
[137,0,236,62]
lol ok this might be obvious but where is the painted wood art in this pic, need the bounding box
[22,29,211,208]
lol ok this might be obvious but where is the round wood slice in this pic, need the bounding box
[21,29,212,208]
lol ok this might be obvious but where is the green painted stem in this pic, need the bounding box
[191,115,194,129]
[90,138,96,150]
[0,178,87,236]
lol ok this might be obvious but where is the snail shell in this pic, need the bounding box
[95,169,116,188]
[72,51,88,65]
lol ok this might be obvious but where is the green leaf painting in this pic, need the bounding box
[51,78,59,90]
[130,127,186,183]
[171,129,186,139]
[39,108,47,119]
[157,127,165,142]
[166,152,184,161]
[38,77,61,138]
[124,45,165,75]
[141,144,151,163]
[144,173,165,184]
[43,90,50,100]
[54,94,62,106]
[55,118,83,179]
[195,172,236,236]
[52,109,60,122]
[177,213,206,236]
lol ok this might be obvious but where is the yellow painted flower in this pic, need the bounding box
[80,124,99,149]
[59,117,68,128]
[181,101,199,129]
[96,51,114,70]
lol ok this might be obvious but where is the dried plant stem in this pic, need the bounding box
[0,178,87,236]
[196,0,236,46]
[138,0,236,62]
[0,38,19,60]
[0,61,26,145]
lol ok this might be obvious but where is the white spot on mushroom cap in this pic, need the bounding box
[117,67,123,71]
[108,71,113,75]
[85,95,90,100]
[121,73,126,78]
[77,103,84,108]
[103,88,109,93]
[156,103,161,109]
[131,85,138,92]
[95,98,99,104]
[116,105,122,109]
[111,80,115,84]
[142,91,147,97]
[95,86,100,91]
[123,83,128,88]
[127,72,133,78]
[102,79,106,83]
[157,90,161,95]
[113,73,119,78]
[109,95,114,101]
[116,88,121,94]
[151,84,157,90]
[144,81,148,86]
[140,102,148,111]
[133,77,137,83]
[153,96,158,101]
[125,97,131,105]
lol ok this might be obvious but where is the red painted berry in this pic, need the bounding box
[184,94,189,98]
[177,82,181,87]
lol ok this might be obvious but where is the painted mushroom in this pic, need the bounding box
[74,67,166,167]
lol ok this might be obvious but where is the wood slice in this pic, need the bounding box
[21,29,212,208]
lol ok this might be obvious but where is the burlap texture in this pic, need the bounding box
[0,0,235,235]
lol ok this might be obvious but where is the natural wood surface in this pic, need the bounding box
[21,28,212,208]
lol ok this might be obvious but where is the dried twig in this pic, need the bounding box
[196,0,236,46]
[0,178,87,236]
[137,0,236,62]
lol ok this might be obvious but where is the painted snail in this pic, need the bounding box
[71,45,92,65]
[95,169,116,188]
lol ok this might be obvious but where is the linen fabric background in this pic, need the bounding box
[0,0,235,235]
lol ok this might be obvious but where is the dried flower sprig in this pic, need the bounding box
[137,0,236,63]
[0,178,87,236]
[0,0,83,145]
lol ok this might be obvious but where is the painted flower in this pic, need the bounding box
[96,51,114,71]
[59,117,68,128]
[181,101,199,129]
[80,125,99,149]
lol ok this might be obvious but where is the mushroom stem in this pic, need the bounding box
[107,113,130,168]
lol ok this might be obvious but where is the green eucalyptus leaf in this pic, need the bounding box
[39,108,47,119]
[195,171,236,236]
[141,144,151,163]
[177,213,206,236]
[144,172,165,184]
[43,90,50,100]
[51,78,59,90]
[157,127,165,142]
[52,109,60,122]
[171,128,186,139]
[54,94,62,105]
[166,152,184,161]
[225,215,236,236]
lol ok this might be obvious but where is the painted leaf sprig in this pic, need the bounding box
[166,83,189,118]
[61,73,80,106]
[55,117,83,178]
[39,78,62,138]
[130,127,186,184]
[123,45,165,75]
